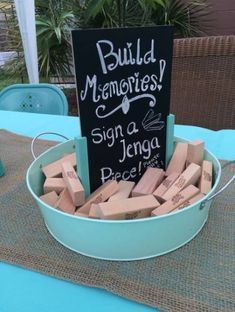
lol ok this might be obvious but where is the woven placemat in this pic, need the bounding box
[0,129,234,312]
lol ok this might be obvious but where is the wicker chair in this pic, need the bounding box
[171,36,235,130]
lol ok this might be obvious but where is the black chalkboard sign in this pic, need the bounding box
[72,26,174,191]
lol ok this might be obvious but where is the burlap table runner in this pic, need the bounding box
[0,129,234,311]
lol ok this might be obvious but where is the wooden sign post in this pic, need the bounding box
[72,26,174,191]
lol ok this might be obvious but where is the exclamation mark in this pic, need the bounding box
[138,161,142,176]
[158,59,166,91]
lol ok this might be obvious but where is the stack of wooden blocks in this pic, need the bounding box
[40,140,213,220]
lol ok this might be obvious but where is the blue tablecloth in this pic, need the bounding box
[0,110,234,312]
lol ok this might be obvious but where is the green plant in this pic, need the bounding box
[148,0,210,37]
[83,0,210,36]
[0,0,27,81]
[81,0,144,28]
[0,0,210,84]
[36,0,74,78]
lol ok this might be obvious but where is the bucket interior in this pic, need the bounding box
[173,137,220,187]
[27,140,76,197]
[26,137,222,260]
[28,137,221,201]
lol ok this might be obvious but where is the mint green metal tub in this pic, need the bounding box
[26,137,221,261]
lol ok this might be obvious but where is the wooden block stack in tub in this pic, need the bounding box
[39,140,213,220]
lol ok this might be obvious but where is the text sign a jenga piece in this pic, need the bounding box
[72,26,174,191]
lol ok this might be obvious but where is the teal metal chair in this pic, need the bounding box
[0,83,68,115]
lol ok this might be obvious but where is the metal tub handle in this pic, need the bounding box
[200,172,235,210]
[31,132,69,160]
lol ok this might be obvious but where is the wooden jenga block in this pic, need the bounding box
[177,192,205,209]
[96,195,160,220]
[166,142,188,176]
[151,185,200,216]
[186,140,204,166]
[40,191,59,206]
[108,180,135,202]
[75,211,89,218]
[43,178,66,194]
[42,153,76,178]
[162,163,201,201]
[153,172,179,201]
[132,168,165,197]
[55,188,76,214]
[89,204,100,219]
[199,160,213,194]
[62,161,85,206]
[77,180,119,214]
